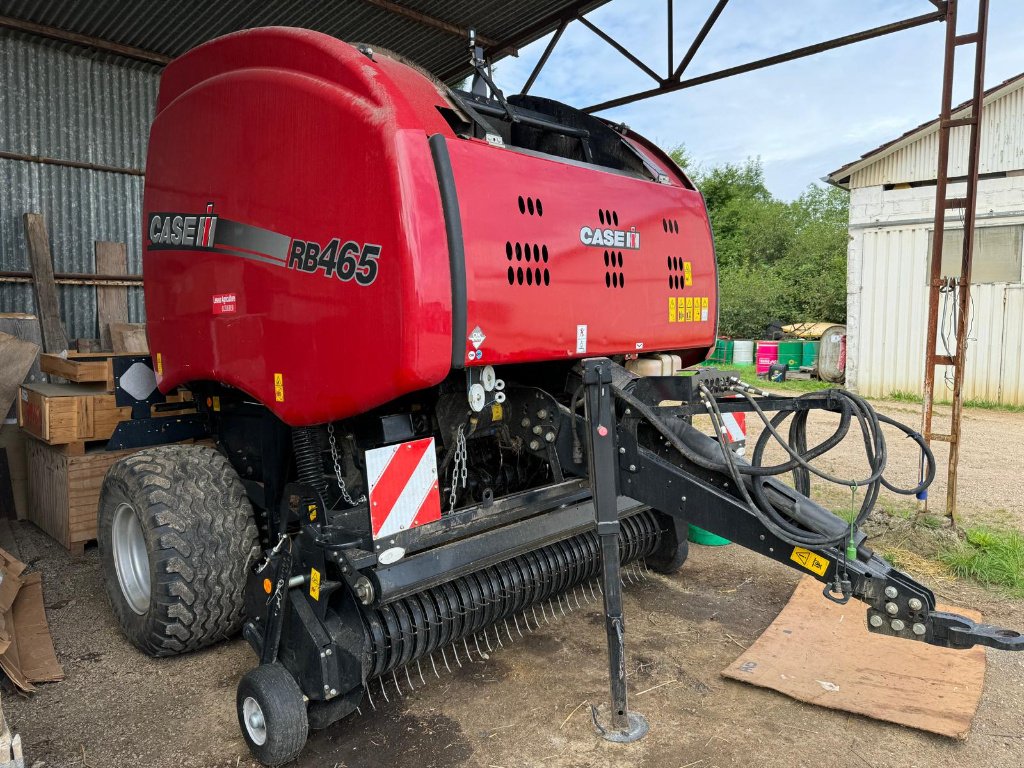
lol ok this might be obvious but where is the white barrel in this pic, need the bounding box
[732,340,755,365]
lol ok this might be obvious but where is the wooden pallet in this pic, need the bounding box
[38,352,145,391]
[26,437,133,554]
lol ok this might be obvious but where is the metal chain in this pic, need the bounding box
[327,423,365,506]
[448,424,468,515]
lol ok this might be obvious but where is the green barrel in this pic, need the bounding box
[709,339,733,364]
[688,524,731,546]
[777,340,803,370]
[802,340,820,369]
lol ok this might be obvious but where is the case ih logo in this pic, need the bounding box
[148,203,218,249]
[145,204,379,286]
[579,225,640,250]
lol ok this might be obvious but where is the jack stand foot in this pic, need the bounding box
[591,705,649,743]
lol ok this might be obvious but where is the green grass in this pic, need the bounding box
[938,526,1024,597]
[886,389,922,404]
[884,389,1024,413]
[706,363,835,394]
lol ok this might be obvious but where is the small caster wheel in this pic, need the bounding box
[237,663,309,766]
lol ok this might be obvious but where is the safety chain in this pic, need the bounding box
[449,424,468,515]
[327,423,365,506]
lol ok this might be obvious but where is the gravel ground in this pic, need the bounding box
[7,400,1024,768]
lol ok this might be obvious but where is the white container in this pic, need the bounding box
[733,340,755,365]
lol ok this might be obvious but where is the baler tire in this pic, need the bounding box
[645,513,690,575]
[237,663,309,766]
[98,444,259,657]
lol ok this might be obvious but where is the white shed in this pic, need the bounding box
[827,73,1024,405]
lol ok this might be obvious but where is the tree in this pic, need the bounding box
[667,146,849,339]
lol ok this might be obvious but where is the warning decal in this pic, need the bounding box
[273,373,284,402]
[790,547,830,576]
[309,567,321,600]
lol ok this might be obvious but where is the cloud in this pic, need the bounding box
[493,0,1024,199]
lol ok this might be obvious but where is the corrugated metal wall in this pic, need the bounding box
[854,222,1024,405]
[0,31,159,339]
[849,83,1024,188]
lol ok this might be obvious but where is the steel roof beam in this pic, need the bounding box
[577,16,662,84]
[585,9,945,113]
[0,15,170,65]
[522,18,569,94]
[672,0,730,80]
[356,0,502,49]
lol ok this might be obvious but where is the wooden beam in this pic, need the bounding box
[95,242,129,352]
[0,15,169,65]
[22,214,68,354]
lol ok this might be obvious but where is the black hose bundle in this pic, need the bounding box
[613,381,936,549]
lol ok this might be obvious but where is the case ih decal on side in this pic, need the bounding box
[146,203,380,285]
[579,225,640,249]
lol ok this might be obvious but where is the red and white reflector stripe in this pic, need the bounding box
[366,437,441,539]
[721,411,746,445]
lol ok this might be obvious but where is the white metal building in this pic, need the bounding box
[827,73,1024,406]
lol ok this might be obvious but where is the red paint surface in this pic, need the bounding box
[143,28,717,425]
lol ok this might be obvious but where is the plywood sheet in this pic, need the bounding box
[722,576,986,739]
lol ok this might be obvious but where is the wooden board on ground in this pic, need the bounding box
[722,576,986,739]
[95,242,129,351]
[0,331,39,419]
[22,214,68,354]
[109,323,148,354]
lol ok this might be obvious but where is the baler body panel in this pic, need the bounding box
[142,27,717,425]
[446,139,716,366]
[143,28,456,426]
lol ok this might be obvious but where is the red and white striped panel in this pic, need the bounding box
[366,437,441,539]
[721,410,746,446]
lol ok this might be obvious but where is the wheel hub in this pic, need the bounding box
[242,696,268,745]
[111,502,151,615]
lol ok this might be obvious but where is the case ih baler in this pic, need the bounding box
[97,27,1023,766]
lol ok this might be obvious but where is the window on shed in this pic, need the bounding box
[927,225,1023,283]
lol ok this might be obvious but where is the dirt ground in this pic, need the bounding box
[8,400,1024,768]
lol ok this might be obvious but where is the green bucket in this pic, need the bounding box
[777,340,803,370]
[802,340,820,368]
[687,524,731,546]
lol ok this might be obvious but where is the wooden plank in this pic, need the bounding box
[94,242,129,351]
[17,382,130,445]
[22,214,68,354]
[109,323,148,354]
[722,576,985,739]
[0,331,39,419]
[38,354,111,386]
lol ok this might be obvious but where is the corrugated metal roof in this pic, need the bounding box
[0,0,609,83]
[827,71,1024,188]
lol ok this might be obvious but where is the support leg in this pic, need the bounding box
[582,358,648,743]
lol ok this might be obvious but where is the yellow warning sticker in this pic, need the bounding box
[684,261,693,287]
[310,567,321,600]
[274,373,285,402]
[155,352,163,375]
[676,300,685,323]
[701,296,709,310]
[790,547,830,576]
[211,395,221,412]
[685,296,693,308]
[307,503,318,522]
[668,297,676,323]
[491,403,503,421]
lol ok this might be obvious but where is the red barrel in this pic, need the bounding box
[755,340,779,376]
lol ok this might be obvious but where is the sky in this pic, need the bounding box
[490,0,1024,200]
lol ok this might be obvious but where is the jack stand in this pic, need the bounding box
[582,358,649,743]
